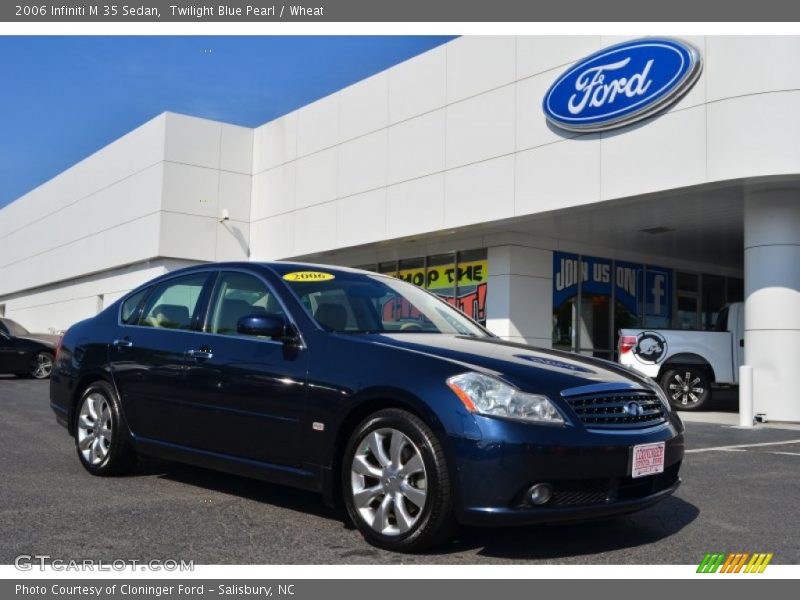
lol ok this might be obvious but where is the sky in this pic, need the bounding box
[0,36,455,208]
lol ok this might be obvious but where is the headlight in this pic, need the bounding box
[446,372,564,425]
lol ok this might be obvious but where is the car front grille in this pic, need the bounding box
[551,479,609,506]
[563,391,667,429]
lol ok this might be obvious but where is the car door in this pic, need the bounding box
[109,272,213,445]
[0,324,31,374]
[0,329,24,373]
[180,270,309,467]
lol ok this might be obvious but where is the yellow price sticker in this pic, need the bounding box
[283,271,335,282]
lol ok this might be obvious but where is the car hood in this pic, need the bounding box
[359,333,649,397]
[17,334,59,347]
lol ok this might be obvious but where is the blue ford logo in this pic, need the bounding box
[543,37,702,132]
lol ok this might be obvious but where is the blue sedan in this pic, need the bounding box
[50,262,683,551]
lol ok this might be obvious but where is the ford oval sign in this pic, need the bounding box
[543,38,702,133]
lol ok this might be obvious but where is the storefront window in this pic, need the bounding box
[426,253,457,305]
[378,261,397,277]
[397,258,425,287]
[643,266,672,329]
[554,252,674,358]
[579,255,612,358]
[552,252,580,352]
[454,249,488,325]
[727,278,744,303]
[674,271,699,330]
[365,251,488,326]
[702,274,726,330]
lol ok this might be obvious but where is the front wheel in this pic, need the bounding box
[28,351,53,379]
[342,409,456,552]
[74,381,137,475]
[660,367,711,411]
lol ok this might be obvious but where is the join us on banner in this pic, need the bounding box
[553,252,671,320]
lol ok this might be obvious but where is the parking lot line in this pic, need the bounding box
[768,451,800,456]
[686,439,800,453]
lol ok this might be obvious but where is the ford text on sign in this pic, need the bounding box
[543,38,702,132]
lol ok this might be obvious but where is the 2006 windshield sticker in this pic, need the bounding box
[283,271,335,282]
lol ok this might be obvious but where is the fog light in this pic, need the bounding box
[528,483,553,506]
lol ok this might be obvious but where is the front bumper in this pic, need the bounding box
[450,414,684,526]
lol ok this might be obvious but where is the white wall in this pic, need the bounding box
[0,115,167,297]
[744,189,800,422]
[0,113,254,302]
[487,245,553,347]
[160,113,253,263]
[0,259,197,333]
[249,35,800,263]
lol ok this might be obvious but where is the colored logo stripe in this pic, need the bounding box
[697,552,773,573]
[697,553,725,573]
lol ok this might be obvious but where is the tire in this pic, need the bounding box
[660,366,711,411]
[74,381,137,476]
[28,351,53,379]
[342,408,456,552]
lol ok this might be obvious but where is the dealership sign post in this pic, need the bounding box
[543,37,702,132]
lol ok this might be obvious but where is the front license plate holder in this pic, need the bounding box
[631,441,665,478]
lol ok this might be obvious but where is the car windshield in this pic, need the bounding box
[283,271,488,337]
[2,319,30,337]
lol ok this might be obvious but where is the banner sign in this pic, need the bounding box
[391,260,487,291]
[553,252,671,320]
[385,259,488,323]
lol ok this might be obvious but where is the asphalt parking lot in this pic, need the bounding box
[2,377,799,564]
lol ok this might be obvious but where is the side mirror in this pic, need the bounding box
[237,314,289,339]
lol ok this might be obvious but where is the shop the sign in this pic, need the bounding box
[543,37,702,132]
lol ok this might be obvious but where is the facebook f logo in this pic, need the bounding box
[643,269,670,319]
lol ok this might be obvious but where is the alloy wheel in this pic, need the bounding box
[29,352,53,379]
[350,428,428,536]
[77,393,113,465]
[668,371,705,406]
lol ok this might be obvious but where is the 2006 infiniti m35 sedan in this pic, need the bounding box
[51,262,684,551]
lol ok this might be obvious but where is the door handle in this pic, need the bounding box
[187,349,213,360]
[112,339,133,349]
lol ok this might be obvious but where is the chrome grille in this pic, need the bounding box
[564,392,667,429]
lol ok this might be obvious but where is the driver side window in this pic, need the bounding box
[206,272,286,338]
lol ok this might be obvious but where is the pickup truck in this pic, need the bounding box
[618,302,744,410]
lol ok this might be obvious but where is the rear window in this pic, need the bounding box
[120,288,150,324]
[138,274,208,330]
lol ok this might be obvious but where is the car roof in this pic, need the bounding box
[140,261,389,287]
[259,261,382,277]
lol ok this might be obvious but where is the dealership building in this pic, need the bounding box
[1,35,799,421]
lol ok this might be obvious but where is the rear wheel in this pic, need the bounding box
[342,409,456,552]
[28,351,53,379]
[660,366,711,410]
[74,381,137,475]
